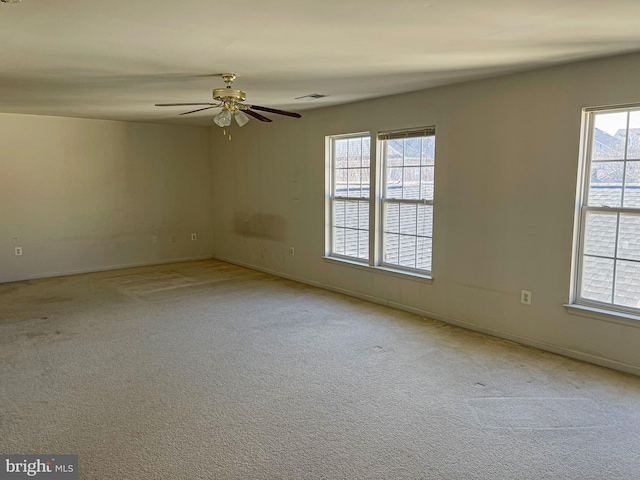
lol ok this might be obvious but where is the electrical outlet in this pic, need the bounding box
[170,235,176,244]
[191,233,197,241]
[152,236,158,243]
[289,247,295,256]
[521,290,532,305]
[14,246,22,256]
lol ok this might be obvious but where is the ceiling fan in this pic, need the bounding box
[155,74,302,134]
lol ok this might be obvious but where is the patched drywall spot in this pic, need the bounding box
[233,212,286,241]
[467,397,614,429]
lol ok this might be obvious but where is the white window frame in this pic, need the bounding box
[570,104,640,321]
[325,127,436,280]
[379,128,436,275]
[325,132,373,263]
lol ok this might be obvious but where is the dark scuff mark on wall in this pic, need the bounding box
[233,212,286,241]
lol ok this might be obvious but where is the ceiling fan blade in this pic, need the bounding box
[179,106,217,115]
[244,109,273,122]
[155,103,216,107]
[249,105,302,118]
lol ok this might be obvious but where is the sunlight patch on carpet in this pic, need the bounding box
[105,271,215,301]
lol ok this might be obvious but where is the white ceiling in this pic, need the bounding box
[2,0,640,126]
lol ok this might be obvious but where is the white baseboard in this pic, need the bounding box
[213,255,640,377]
[0,255,214,284]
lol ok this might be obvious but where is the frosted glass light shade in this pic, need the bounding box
[235,111,250,127]
[214,109,232,127]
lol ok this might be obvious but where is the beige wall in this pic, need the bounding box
[211,52,640,374]
[1,53,638,374]
[0,114,212,282]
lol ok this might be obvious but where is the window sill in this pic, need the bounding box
[323,256,433,284]
[564,303,640,328]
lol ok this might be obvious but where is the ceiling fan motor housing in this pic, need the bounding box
[212,88,246,102]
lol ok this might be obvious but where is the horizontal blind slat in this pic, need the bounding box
[378,126,435,140]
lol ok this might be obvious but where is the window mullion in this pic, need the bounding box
[621,112,630,207]
[397,206,401,266]
[369,135,378,267]
[382,198,433,206]
[577,206,588,302]
[414,202,419,269]
[611,212,621,304]
[399,140,405,265]
[586,206,640,214]
[333,196,369,202]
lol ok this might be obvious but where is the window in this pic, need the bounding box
[573,105,640,316]
[326,127,436,277]
[380,128,435,273]
[328,134,371,261]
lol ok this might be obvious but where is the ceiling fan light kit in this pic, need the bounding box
[155,73,302,140]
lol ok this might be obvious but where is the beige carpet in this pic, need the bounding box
[1,259,639,479]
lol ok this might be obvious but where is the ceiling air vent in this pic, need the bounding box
[295,94,328,101]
